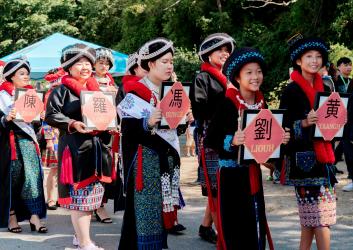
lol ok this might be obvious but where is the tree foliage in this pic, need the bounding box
[1,0,353,100]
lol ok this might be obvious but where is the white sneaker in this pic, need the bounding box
[342,182,353,192]
[78,242,104,250]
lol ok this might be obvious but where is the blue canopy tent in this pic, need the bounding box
[1,33,127,79]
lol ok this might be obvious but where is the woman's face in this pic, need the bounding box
[69,57,93,80]
[208,46,230,69]
[148,52,174,83]
[94,58,110,76]
[296,50,323,75]
[236,62,263,93]
[11,67,30,88]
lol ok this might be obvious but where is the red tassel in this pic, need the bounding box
[112,134,120,153]
[162,209,177,230]
[111,152,117,181]
[249,164,260,195]
[9,130,17,160]
[60,146,74,185]
[135,145,144,191]
[313,141,335,164]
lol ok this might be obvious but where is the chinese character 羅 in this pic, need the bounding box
[93,97,107,113]
[24,94,36,108]
[325,98,340,118]
[169,88,183,108]
[254,118,272,140]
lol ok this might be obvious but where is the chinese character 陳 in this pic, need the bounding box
[254,118,272,140]
[325,99,340,118]
[93,97,107,113]
[24,94,36,108]
[169,89,183,108]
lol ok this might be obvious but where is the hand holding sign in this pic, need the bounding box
[72,121,92,134]
[302,109,318,128]
[148,108,162,127]
[282,128,291,145]
[6,107,17,122]
[232,129,245,146]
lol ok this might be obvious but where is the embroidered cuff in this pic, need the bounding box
[223,135,236,152]
[219,159,239,168]
[293,120,303,140]
[143,117,153,132]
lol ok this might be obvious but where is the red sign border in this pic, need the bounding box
[80,90,118,131]
[14,88,45,123]
[312,91,349,141]
[238,109,286,164]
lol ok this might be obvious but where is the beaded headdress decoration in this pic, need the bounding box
[3,56,31,78]
[137,38,174,65]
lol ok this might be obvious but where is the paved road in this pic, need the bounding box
[0,157,352,250]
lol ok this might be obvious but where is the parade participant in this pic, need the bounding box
[41,68,66,210]
[45,43,114,250]
[93,47,117,224]
[117,38,183,249]
[280,35,337,250]
[93,48,116,91]
[116,51,148,104]
[0,58,47,233]
[190,33,235,243]
[206,47,290,249]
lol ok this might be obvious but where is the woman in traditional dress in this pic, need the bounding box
[0,58,47,233]
[280,35,337,250]
[41,68,66,210]
[93,48,116,92]
[205,47,290,249]
[92,47,117,224]
[45,43,113,250]
[190,33,235,243]
[117,38,183,249]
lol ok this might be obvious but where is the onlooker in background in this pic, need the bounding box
[342,90,353,192]
[335,57,352,93]
[334,57,353,188]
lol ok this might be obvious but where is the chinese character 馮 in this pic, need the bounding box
[169,88,183,108]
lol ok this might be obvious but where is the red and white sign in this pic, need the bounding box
[14,89,44,123]
[81,91,117,131]
[159,82,190,129]
[243,109,284,164]
[315,92,347,141]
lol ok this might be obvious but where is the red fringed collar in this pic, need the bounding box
[226,85,265,111]
[290,70,323,108]
[61,75,100,97]
[93,72,115,86]
[44,68,66,83]
[122,76,157,105]
[0,81,33,96]
[200,62,228,90]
